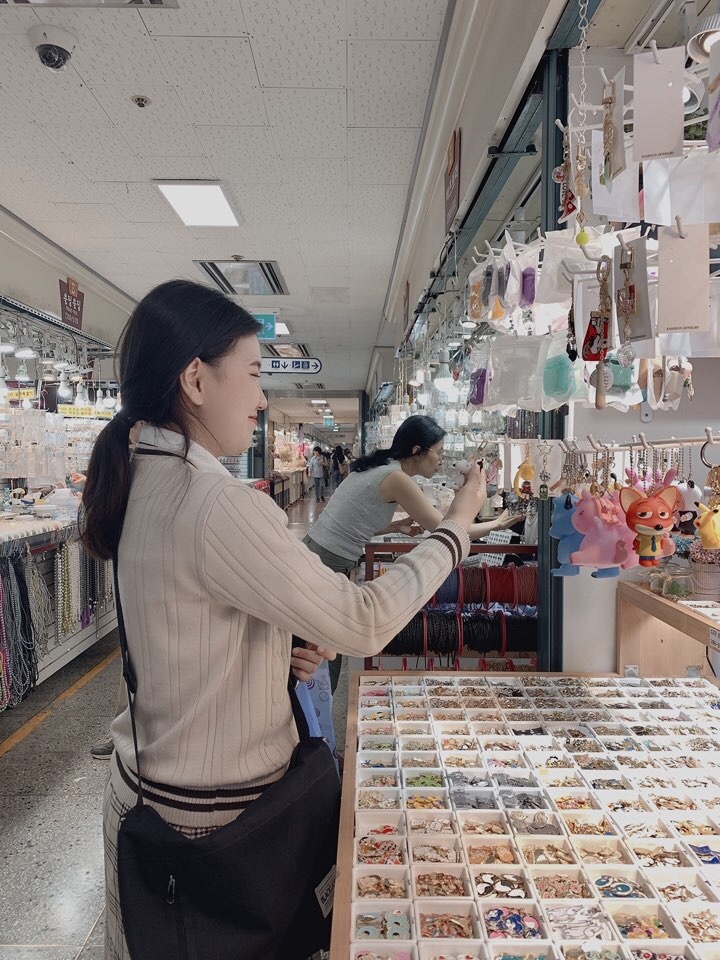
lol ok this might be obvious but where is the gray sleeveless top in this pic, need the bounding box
[307,462,401,562]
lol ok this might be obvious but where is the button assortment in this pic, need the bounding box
[348,674,720,955]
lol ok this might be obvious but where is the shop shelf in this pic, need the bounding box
[417,941,485,960]
[478,898,547,940]
[528,865,593,900]
[584,864,655,900]
[357,768,400,790]
[644,866,718,903]
[411,862,473,900]
[605,899,683,941]
[405,811,458,836]
[415,899,481,941]
[409,835,465,865]
[469,863,533,901]
[356,810,407,837]
[351,899,415,944]
[455,810,511,838]
[354,865,411,901]
[571,835,635,866]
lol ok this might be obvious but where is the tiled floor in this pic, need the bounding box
[0,489,358,959]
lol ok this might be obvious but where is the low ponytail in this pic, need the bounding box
[352,415,446,473]
[80,416,134,560]
[79,279,261,561]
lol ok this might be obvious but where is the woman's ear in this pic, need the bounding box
[412,445,421,457]
[178,358,204,409]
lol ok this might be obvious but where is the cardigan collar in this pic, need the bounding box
[136,425,231,478]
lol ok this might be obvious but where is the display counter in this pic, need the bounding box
[331,669,720,960]
[0,519,117,712]
[273,469,308,509]
[617,581,719,680]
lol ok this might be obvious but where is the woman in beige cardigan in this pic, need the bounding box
[81,279,485,959]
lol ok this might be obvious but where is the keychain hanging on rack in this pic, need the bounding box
[601,80,617,185]
[616,243,637,368]
[513,445,535,502]
[537,442,552,501]
[573,0,591,246]
[566,280,578,362]
[553,125,577,223]
[584,257,613,410]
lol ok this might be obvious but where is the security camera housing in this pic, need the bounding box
[28,24,78,72]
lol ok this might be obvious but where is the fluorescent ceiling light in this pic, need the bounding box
[156,181,238,227]
[310,400,326,405]
[275,322,290,335]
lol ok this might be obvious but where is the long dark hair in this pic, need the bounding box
[81,279,261,560]
[352,415,446,473]
[332,444,345,464]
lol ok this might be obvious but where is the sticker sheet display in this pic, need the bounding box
[349,673,720,960]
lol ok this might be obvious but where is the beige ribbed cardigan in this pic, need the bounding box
[110,426,469,794]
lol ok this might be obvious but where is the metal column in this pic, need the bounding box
[536,48,569,672]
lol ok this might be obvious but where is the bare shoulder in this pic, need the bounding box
[379,467,413,503]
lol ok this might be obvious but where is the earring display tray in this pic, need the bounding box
[330,672,720,960]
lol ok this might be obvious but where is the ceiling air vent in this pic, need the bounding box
[0,1,178,6]
[265,343,310,360]
[194,260,289,297]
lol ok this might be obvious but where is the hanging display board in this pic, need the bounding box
[445,128,461,235]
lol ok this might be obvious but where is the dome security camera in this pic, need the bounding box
[28,24,78,72]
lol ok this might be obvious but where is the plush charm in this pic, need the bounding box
[569,489,638,578]
[675,480,703,535]
[513,459,535,500]
[619,486,679,567]
[694,502,720,550]
[550,494,583,577]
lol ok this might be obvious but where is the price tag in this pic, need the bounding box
[709,627,720,652]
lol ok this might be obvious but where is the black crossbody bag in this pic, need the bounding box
[111,458,341,960]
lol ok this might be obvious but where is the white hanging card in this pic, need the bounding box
[643,157,674,225]
[708,42,720,153]
[657,223,710,332]
[658,280,720,356]
[613,236,654,344]
[591,130,640,220]
[633,46,685,162]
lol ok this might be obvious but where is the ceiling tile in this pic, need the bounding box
[0,7,39,35]
[38,122,148,182]
[348,127,420,184]
[280,159,347,205]
[348,0,448,40]
[292,204,348,243]
[242,0,345,39]
[250,36,346,89]
[264,89,346,157]
[348,40,438,127]
[140,0,248,38]
[193,125,282,183]
[37,9,169,85]
[175,82,267,126]
[95,182,181,224]
[305,265,349,287]
[154,36,258,88]
[301,242,349,269]
[221,182,293,226]
[88,82,189,127]
[140,155,216,180]
[0,38,110,125]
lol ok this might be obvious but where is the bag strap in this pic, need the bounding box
[112,447,314,805]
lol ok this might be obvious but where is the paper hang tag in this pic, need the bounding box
[613,236,654,345]
[633,45,685,163]
[708,42,720,154]
[657,223,710,333]
[591,130,640,221]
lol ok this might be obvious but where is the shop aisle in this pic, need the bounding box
[0,632,119,959]
[0,484,359,959]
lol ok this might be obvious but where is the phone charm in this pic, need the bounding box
[583,256,612,410]
[616,243,637,367]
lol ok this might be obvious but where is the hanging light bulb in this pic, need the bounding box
[461,315,477,330]
[15,360,32,384]
[0,361,8,402]
[21,398,32,410]
[103,390,117,409]
[14,326,38,360]
[74,382,88,408]
[96,388,106,412]
[432,349,455,392]
[408,366,425,388]
[0,323,17,355]
[417,370,433,408]
[115,392,122,413]
[57,370,72,398]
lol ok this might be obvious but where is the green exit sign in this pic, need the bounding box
[253,312,276,341]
